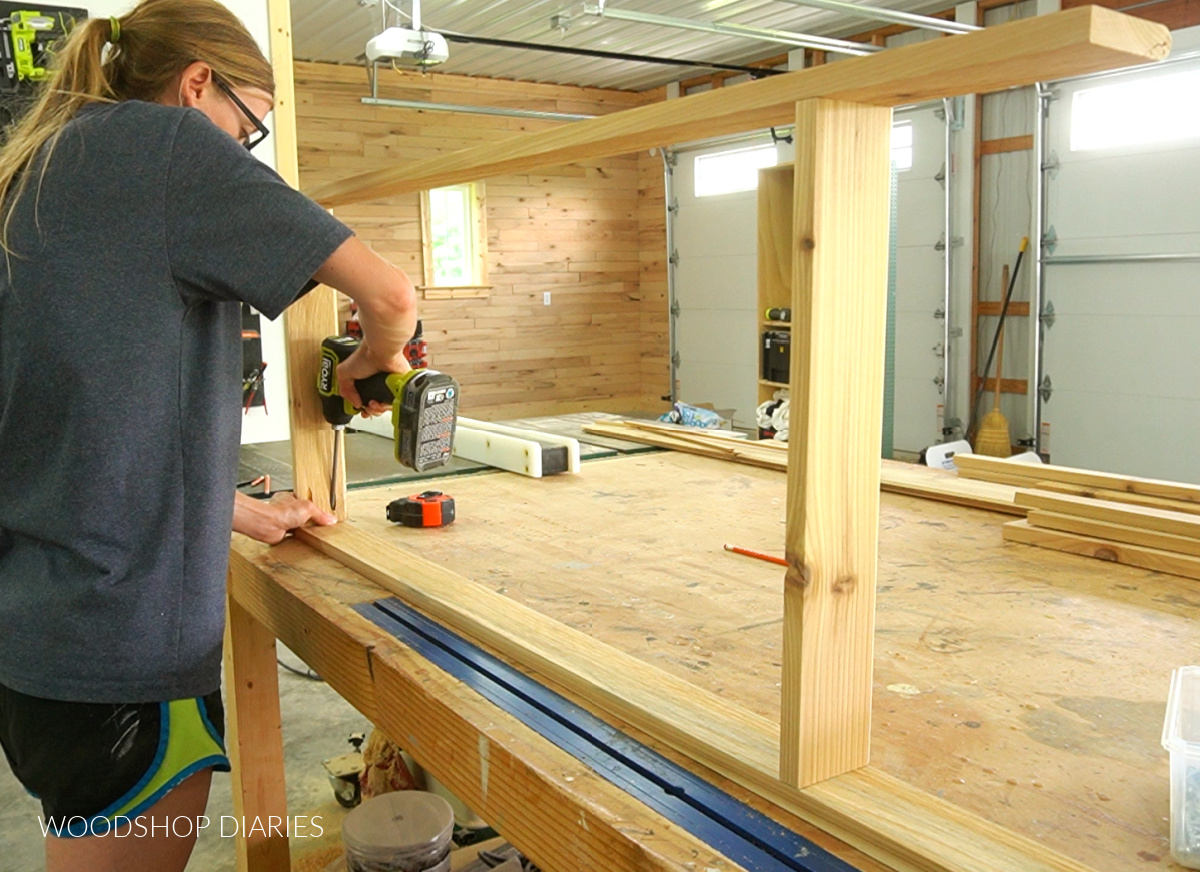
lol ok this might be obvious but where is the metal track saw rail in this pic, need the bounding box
[356,597,861,872]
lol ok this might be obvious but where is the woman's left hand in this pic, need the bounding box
[233,491,337,544]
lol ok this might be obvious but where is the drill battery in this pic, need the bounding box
[395,369,457,471]
[317,335,459,473]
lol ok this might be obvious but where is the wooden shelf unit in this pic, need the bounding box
[757,163,795,406]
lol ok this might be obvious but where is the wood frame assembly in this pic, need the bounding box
[303,9,1167,208]
[780,98,891,786]
[224,2,308,868]
[230,5,1169,871]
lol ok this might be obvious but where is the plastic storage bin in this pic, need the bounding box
[342,791,455,872]
[1163,666,1200,869]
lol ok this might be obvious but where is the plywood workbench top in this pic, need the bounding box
[334,452,1193,872]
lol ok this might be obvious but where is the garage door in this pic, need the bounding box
[1039,46,1200,483]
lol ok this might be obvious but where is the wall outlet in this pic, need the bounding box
[543,292,551,306]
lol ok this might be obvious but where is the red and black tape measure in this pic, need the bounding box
[386,491,455,528]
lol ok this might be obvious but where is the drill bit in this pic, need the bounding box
[330,424,345,511]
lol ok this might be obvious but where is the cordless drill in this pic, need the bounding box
[317,335,459,508]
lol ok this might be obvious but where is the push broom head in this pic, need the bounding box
[974,408,1011,457]
[973,278,1011,458]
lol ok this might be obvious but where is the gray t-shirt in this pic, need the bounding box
[0,101,352,703]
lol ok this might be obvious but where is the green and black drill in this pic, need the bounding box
[317,335,459,509]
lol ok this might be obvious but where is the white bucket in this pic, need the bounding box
[923,440,973,472]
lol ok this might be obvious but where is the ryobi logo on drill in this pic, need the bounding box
[317,350,337,396]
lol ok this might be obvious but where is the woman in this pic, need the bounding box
[0,2,416,869]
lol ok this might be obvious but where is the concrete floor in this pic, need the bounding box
[0,645,372,872]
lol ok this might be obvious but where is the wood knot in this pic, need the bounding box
[801,237,815,251]
[785,561,813,589]
[1095,547,1119,562]
[833,574,857,593]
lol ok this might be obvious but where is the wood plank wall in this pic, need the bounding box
[294,62,670,420]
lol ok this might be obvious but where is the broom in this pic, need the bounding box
[973,265,1011,457]
[968,237,1028,442]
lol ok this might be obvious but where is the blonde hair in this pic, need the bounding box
[0,0,274,253]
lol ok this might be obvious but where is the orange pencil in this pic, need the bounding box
[723,543,788,567]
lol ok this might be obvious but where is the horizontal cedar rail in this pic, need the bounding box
[307,7,1168,208]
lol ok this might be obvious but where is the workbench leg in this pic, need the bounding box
[780,98,892,788]
[224,588,292,872]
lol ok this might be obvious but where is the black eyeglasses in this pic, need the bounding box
[213,75,270,152]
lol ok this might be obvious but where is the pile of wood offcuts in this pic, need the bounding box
[956,453,1200,580]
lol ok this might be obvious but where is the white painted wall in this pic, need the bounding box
[232,0,293,446]
[1037,27,1200,482]
[887,24,983,456]
[671,136,792,428]
[892,103,950,454]
[88,0,289,444]
[669,102,957,447]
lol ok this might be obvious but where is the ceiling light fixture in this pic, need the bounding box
[776,0,979,35]
[576,2,881,57]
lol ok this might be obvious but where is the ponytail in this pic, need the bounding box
[0,0,274,255]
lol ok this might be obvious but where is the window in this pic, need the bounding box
[694,144,778,197]
[421,182,489,296]
[1071,70,1200,152]
[891,121,913,171]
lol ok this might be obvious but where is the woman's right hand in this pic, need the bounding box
[336,339,411,417]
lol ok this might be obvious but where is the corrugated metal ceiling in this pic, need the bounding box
[290,0,958,91]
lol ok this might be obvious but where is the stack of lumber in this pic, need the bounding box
[581,419,1023,514]
[954,453,1200,516]
[583,418,788,469]
[953,454,1200,579]
[1005,491,1200,580]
